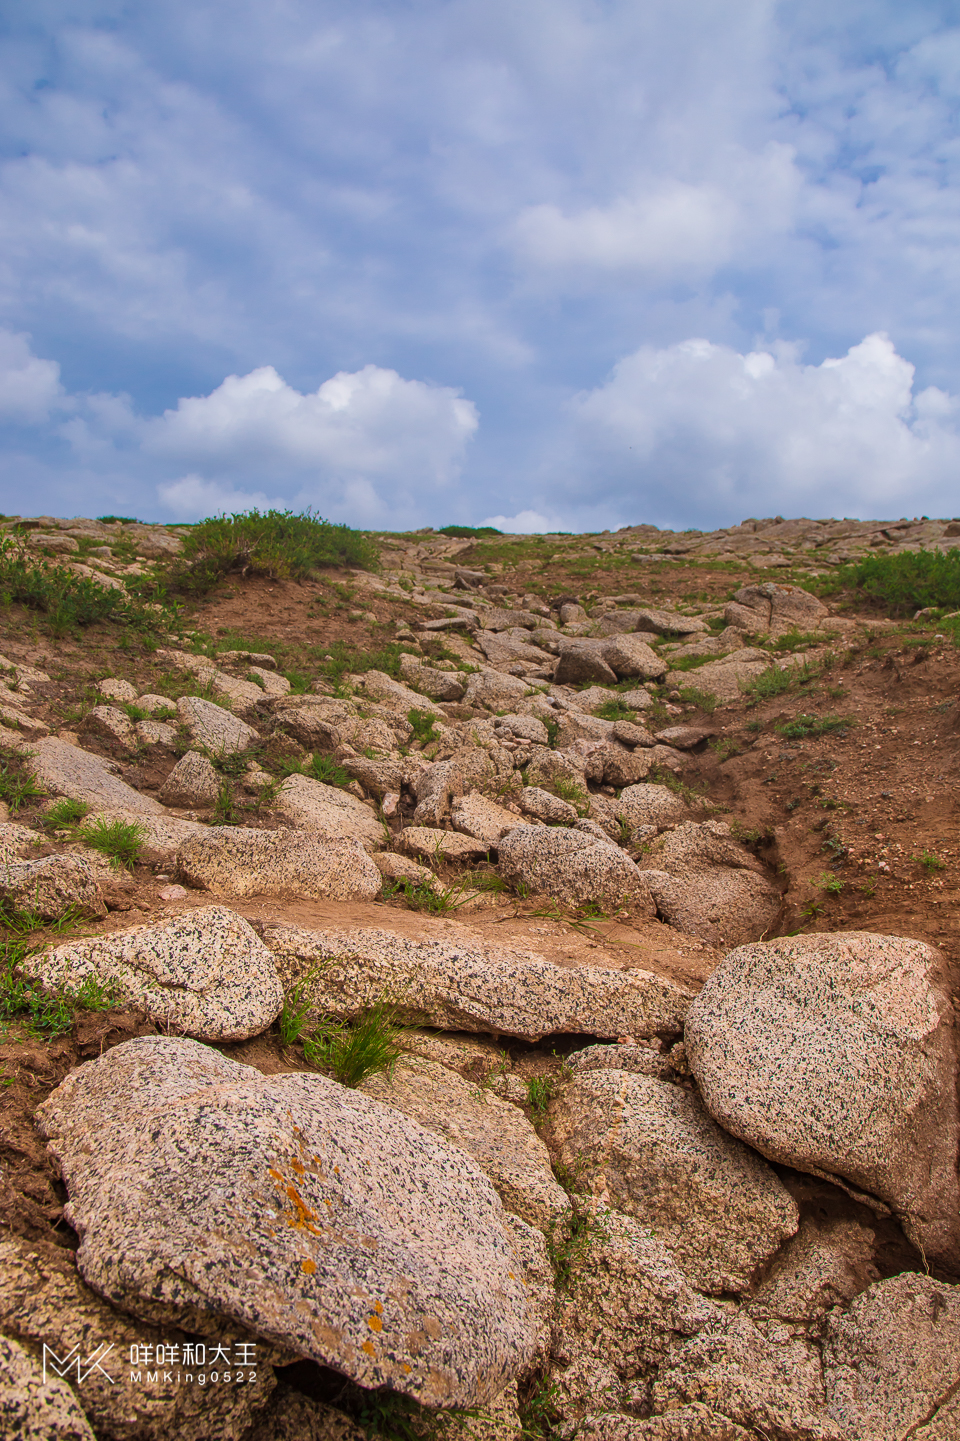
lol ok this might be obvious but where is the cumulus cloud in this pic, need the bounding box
[157,474,287,520]
[142,362,478,525]
[481,509,560,533]
[565,332,960,526]
[0,329,64,422]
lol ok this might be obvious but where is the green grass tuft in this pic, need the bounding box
[836,547,960,615]
[775,712,853,739]
[302,1001,406,1088]
[41,798,90,831]
[0,751,46,814]
[78,817,145,869]
[166,509,379,595]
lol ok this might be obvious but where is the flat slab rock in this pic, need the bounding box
[24,737,164,813]
[361,1053,568,1231]
[685,931,960,1269]
[550,1070,798,1293]
[23,906,283,1042]
[37,1036,542,1408]
[176,827,381,901]
[263,923,692,1042]
[273,774,384,851]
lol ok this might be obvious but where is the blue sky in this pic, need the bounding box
[2,0,960,531]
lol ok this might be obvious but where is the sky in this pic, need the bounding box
[2,0,960,533]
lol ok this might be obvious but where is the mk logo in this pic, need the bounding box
[42,1342,116,1385]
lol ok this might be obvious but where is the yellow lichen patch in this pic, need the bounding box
[401,1363,412,1375]
[367,1314,383,1334]
[301,1258,317,1275]
[362,1340,377,1357]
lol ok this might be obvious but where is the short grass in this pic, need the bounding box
[0,749,46,814]
[826,547,960,616]
[0,942,120,1038]
[0,538,168,638]
[436,524,502,537]
[41,798,91,831]
[78,817,146,869]
[775,712,853,740]
[277,965,324,1046]
[165,509,379,595]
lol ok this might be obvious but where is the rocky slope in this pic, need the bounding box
[0,513,958,1439]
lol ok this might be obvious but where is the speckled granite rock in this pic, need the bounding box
[372,851,438,887]
[685,931,960,1269]
[78,704,137,751]
[518,786,578,824]
[273,774,384,851]
[98,677,139,702]
[450,792,525,846]
[360,1053,568,1230]
[412,751,496,826]
[263,923,692,1042]
[565,1042,674,1081]
[497,825,656,913]
[554,642,618,686]
[724,581,829,638]
[651,1311,843,1439]
[550,1070,798,1293]
[176,695,259,756]
[158,750,221,807]
[640,821,781,946]
[176,827,381,900]
[0,1333,95,1441]
[601,633,668,681]
[24,737,164,813]
[400,825,492,861]
[243,1390,366,1441]
[615,784,688,831]
[578,1407,751,1439]
[463,668,538,711]
[550,1204,725,1424]
[747,1215,879,1325]
[822,1272,960,1440]
[22,906,282,1041]
[398,655,467,701]
[0,852,106,920]
[0,1235,274,1440]
[37,1036,543,1408]
[0,821,35,862]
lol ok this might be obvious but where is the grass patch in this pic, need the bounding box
[740,658,824,705]
[546,1203,608,1294]
[678,684,717,714]
[407,708,441,746]
[302,1000,406,1088]
[0,538,166,637]
[165,509,379,595]
[595,696,636,721]
[551,776,588,813]
[436,524,502,537]
[914,849,947,873]
[212,779,240,824]
[78,817,145,869]
[41,798,90,832]
[381,876,476,916]
[775,712,853,740]
[0,943,121,1038]
[315,639,420,691]
[831,547,960,615]
[277,965,324,1046]
[525,1074,556,1119]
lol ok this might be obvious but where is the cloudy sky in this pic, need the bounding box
[2,0,960,532]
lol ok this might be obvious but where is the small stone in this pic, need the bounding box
[158,883,188,901]
[97,677,138,702]
[177,695,259,756]
[0,853,106,921]
[450,792,525,846]
[78,704,137,751]
[519,786,578,824]
[401,825,492,861]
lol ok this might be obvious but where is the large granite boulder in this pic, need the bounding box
[264,923,692,1043]
[640,821,781,946]
[272,774,384,850]
[24,737,164,813]
[685,931,960,1270]
[37,1037,543,1408]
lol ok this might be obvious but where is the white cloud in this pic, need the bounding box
[511,144,799,274]
[144,363,477,496]
[0,329,64,422]
[481,508,559,533]
[157,474,287,520]
[565,332,960,524]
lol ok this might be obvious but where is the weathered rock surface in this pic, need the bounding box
[724,581,830,637]
[463,668,537,711]
[498,824,656,913]
[550,1205,726,1425]
[398,655,466,701]
[450,791,524,846]
[0,1332,96,1441]
[566,1042,674,1081]
[640,820,781,945]
[551,1070,798,1292]
[578,1409,752,1439]
[273,774,385,851]
[554,642,618,686]
[98,677,139,702]
[652,1311,843,1439]
[37,1036,543,1408]
[22,906,282,1041]
[158,749,221,807]
[518,786,578,824]
[176,695,259,755]
[176,827,381,900]
[78,704,136,751]
[94,810,206,862]
[0,1235,273,1441]
[616,783,688,831]
[372,851,437,887]
[748,1215,880,1324]
[361,1054,568,1230]
[412,749,496,826]
[665,650,775,702]
[0,852,106,920]
[25,737,164,813]
[686,931,960,1268]
[400,825,492,861]
[264,923,693,1042]
[601,633,668,680]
